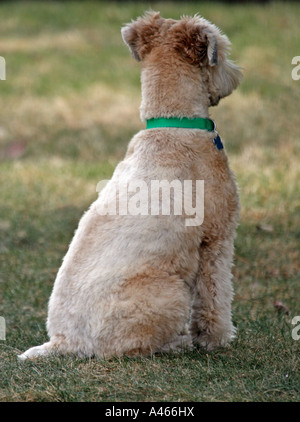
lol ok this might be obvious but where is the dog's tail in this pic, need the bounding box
[18,335,66,360]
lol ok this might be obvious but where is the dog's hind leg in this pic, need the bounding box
[157,323,193,354]
[190,236,236,351]
[18,272,192,360]
[97,272,192,358]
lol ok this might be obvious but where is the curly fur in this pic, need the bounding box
[19,11,242,360]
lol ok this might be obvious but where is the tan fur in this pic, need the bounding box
[18,12,242,360]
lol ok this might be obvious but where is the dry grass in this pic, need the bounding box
[0,1,299,402]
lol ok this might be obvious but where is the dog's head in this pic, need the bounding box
[122,11,242,107]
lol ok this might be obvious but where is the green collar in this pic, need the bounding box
[146,116,224,150]
[146,117,216,131]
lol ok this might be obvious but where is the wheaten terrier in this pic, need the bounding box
[19,11,242,360]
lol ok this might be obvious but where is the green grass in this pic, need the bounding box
[0,1,299,402]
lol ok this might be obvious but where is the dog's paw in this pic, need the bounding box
[193,327,236,351]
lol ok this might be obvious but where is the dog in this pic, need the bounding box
[18,11,242,360]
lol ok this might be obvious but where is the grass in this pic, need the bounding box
[0,1,299,402]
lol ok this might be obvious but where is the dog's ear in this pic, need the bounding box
[174,19,219,67]
[121,11,163,61]
[206,33,218,66]
[188,29,219,67]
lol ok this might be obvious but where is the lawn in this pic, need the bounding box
[0,1,299,402]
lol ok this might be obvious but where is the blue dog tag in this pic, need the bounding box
[213,135,224,150]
